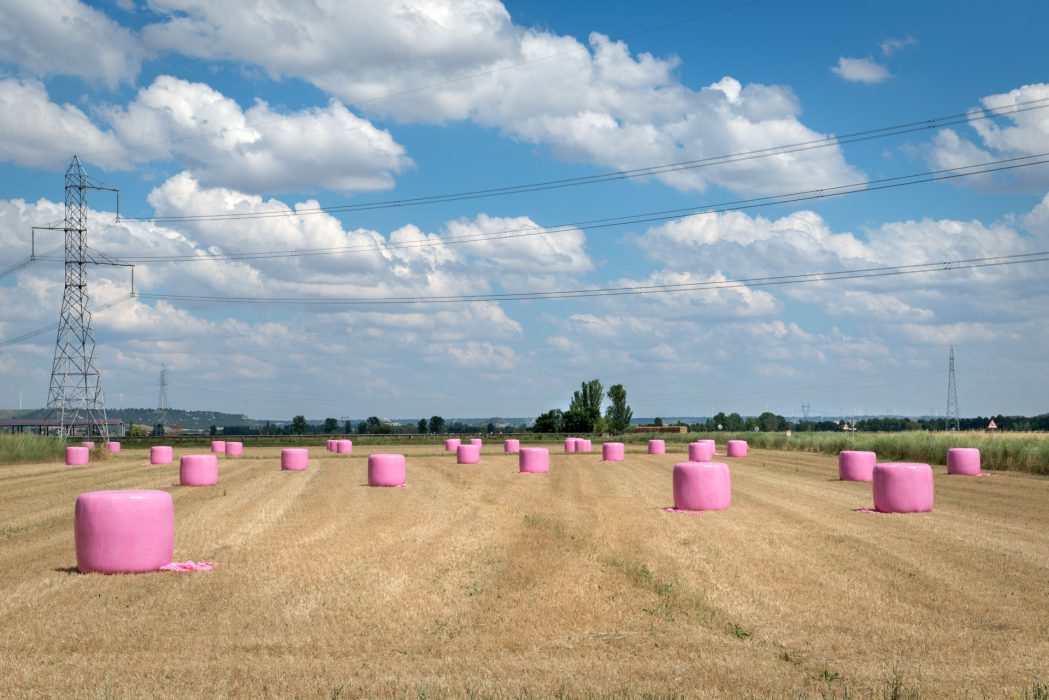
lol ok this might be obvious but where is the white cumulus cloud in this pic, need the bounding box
[831,57,892,84]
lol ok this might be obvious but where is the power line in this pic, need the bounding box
[0,293,133,350]
[123,98,1049,224]
[100,153,1049,264]
[135,252,1049,306]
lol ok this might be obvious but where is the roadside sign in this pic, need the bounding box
[987,419,998,430]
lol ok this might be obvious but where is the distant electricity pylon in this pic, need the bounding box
[801,402,811,422]
[34,156,131,439]
[156,363,170,431]
[945,345,960,431]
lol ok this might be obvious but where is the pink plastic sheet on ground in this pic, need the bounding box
[661,507,704,517]
[160,561,214,572]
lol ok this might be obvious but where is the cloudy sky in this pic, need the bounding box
[1,0,1047,421]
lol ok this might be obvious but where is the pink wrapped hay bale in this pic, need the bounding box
[726,440,749,457]
[688,441,714,462]
[648,439,665,455]
[947,447,981,476]
[106,441,121,453]
[180,454,218,486]
[602,442,625,462]
[281,448,309,471]
[444,438,461,452]
[457,443,481,464]
[519,447,549,473]
[564,437,578,453]
[470,438,483,448]
[699,439,715,453]
[66,446,89,466]
[210,440,225,454]
[839,450,876,481]
[578,439,592,453]
[673,461,732,511]
[326,439,335,452]
[150,445,173,465]
[872,462,934,513]
[504,439,520,453]
[81,441,95,449]
[225,441,243,457]
[336,439,353,454]
[74,489,174,574]
[368,453,406,487]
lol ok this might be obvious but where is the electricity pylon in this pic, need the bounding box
[945,345,960,431]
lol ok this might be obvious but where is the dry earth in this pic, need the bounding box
[1,444,1047,698]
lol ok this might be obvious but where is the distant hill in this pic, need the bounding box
[10,407,260,431]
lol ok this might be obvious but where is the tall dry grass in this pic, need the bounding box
[622,430,1049,474]
[0,433,67,465]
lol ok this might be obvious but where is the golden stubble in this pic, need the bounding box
[0,444,1047,698]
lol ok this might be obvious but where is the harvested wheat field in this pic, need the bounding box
[1,444,1047,698]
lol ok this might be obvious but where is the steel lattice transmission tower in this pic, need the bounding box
[39,156,129,439]
[156,364,170,431]
[945,345,960,431]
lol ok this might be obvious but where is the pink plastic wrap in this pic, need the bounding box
[210,440,225,453]
[726,440,748,457]
[444,438,461,452]
[368,453,407,487]
[673,461,731,511]
[577,439,592,453]
[66,446,89,466]
[947,447,981,476]
[839,450,877,481]
[224,441,243,457]
[281,448,309,471]
[75,489,174,574]
[565,437,578,453]
[648,439,666,455]
[602,442,625,462]
[519,447,549,473]
[150,445,173,465]
[106,441,121,453]
[688,441,714,462]
[336,439,353,454]
[457,444,481,464]
[179,454,218,486]
[470,438,483,448]
[504,439,520,453]
[80,441,95,449]
[326,439,336,452]
[872,462,934,513]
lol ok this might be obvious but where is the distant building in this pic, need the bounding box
[0,418,125,437]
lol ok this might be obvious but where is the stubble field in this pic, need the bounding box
[1,443,1047,698]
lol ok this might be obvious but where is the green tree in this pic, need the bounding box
[653,417,663,426]
[569,378,603,431]
[344,420,352,434]
[561,409,589,433]
[486,422,496,434]
[757,411,781,433]
[291,415,308,435]
[429,415,445,434]
[533,409,563,433]
[724,412,744,431]
[605,384,633,434]
[322,417,339,433]
[417,418,428,434]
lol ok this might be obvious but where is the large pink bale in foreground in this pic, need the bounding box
[210,440,225,454]
[225,441,243,457]
[564,437,577,453]
[368,453,406,487]
[519,447,549,473]
[504,439,520,453]
[470,438,483,448]
[444,438,461,452]
[281,448,309,471]
[947,447,981,476]
[648,439,665,455]
[457,444,481,464]
[872,462,934,513]
[75,489,174,574]
[336,439,353,454]
[688,441,714,462]
[839,450,877,481]
[150,445,173,465]
[106,441,121,453]
[673,461,731,511]
[726,440,748,457]
[602,442,625,462]
[66,446,89,466]
[179,454,218,486]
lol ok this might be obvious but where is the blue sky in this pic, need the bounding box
[1,0,1047,421]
